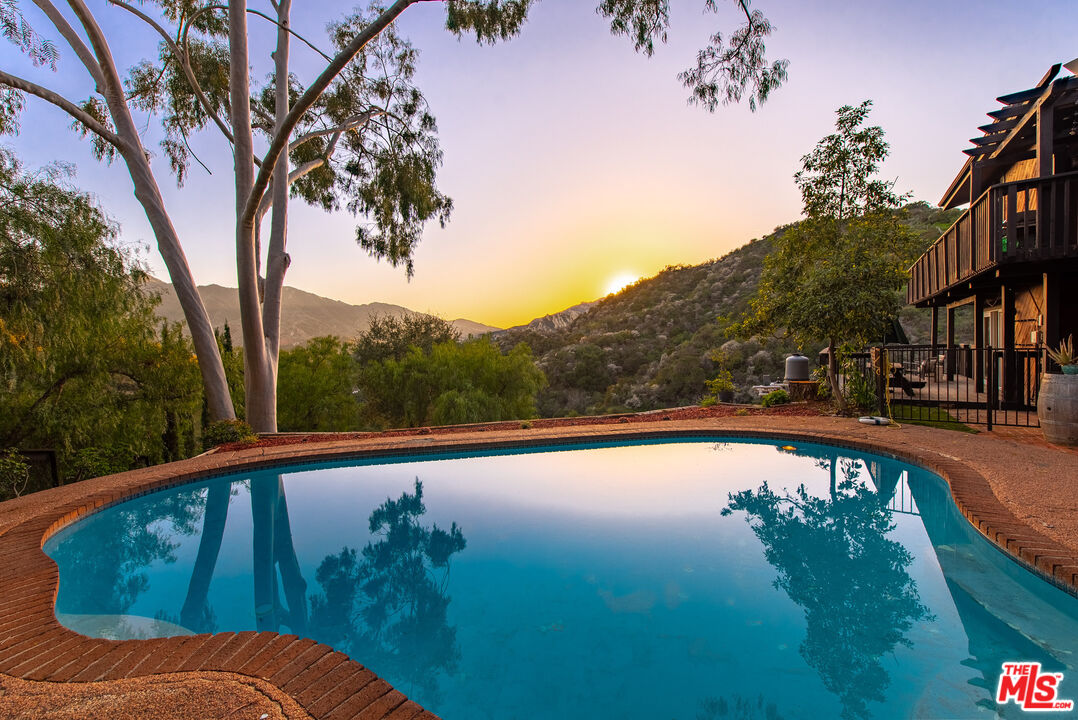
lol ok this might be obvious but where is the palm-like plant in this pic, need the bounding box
[1047,335,1076,368]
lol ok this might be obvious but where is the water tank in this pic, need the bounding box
[785,353,810,382]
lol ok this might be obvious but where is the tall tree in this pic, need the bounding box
[0,148,202,475]
[737,102,919,411]
[1,0,787,431]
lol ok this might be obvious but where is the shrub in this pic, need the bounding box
[202,419,257,449]
[66,446,132,482]
[0,449,30,500]
[761,389,790,408]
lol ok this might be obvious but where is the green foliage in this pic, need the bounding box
[736,102,922,411]
[0,448,29,500]
[890,404,977,433]
[213,322,245,420]
[795,101,904,221]
[277,336,361,432]
[838,348,876,412]
[0,151,203,481]
[201,419,257,449]
[760,389,789,408]
[353,313,460,366]
[702,348,735,403]
[740,214,919,352]
[358,338,545,428]
[66,446,135,484]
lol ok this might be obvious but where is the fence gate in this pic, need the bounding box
[855,345,1043,428]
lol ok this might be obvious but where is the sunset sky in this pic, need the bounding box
[2,1,1076,327]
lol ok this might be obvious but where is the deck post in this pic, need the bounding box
[945,305,957,380]
[1001,283,1017,404]
[974,293,986,392]
[1043,272,1061,354]
[930,306,939,348]
[1037,103,1055,178]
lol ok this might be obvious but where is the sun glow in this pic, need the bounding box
[603,272,641,297]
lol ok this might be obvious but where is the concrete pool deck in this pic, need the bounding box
[1,414,1076,719]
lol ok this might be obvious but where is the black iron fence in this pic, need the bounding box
[846,345,1044,428]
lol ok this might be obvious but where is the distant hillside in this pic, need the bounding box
[495,301,598,335]
[496,203,958,417]
[146,278,500,348]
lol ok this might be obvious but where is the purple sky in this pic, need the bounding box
[2,1,1075,327]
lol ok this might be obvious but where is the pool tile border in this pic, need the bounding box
[1,419,1076,719]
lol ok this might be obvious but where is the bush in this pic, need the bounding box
[202,419,257,449]
[0,449,30,500]
[761,389,790,408]
[66,446,134,483]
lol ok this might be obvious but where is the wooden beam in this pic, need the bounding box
[988,87,1054,161]
[979,117,1019,134]
[1043,272,1061,350]
[1038,102,1055,176]
[988,105,1029,121]
[996,64,1060,104]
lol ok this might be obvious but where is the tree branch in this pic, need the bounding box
[0,69,126,150]
[256,157,326,222]
[242,0,416,230]
[289,109,384,150]
[107,0,241,154]
[183,4,332,62]
[30,0,105,89]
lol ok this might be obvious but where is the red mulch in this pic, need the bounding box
[216,403,830,451]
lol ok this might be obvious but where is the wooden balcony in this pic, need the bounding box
[908,171,1078,305]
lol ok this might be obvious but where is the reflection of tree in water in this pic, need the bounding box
[309,479,466,705]
[723,451,930,720]
[175,475,307,635]
[51,486,208,616]
[697,694,785,720]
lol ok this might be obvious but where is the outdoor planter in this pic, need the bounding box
[1038,371,1078,446]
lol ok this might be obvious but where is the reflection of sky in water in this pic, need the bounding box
[45,439,1078,720]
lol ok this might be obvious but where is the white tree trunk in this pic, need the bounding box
[64,0,236,422]
[229,0,275,432]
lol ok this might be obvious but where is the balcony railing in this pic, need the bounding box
[908,170,1078,305]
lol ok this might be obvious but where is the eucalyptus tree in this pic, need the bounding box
[0,0,787,431]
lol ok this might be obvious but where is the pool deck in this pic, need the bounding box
[2,414,1077,719]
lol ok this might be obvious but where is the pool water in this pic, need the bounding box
[45,439,1078,719]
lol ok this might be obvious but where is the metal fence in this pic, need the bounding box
[847,345,1044,428]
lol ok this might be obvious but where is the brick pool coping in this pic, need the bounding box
[2,416,1077,718]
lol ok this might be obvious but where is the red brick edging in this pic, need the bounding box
[1,421,1076,719]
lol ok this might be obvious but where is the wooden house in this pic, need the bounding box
[907,63,1078,398]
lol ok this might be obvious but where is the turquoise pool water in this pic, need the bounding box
[45,438,1078,719]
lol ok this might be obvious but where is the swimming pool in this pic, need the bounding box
[44,438,1078,719]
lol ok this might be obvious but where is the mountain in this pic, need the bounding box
[495,203,957,417]
[495,301,598,335]
[145,278,500,347]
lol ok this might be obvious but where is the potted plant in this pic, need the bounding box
[1047,335,1077,374]
[1038,335,1078,446]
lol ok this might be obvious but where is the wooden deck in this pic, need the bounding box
[908,171,1078,306]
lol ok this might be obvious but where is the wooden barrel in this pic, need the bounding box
[1037,374,1078,446]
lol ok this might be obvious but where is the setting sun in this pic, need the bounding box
[603,272,642,297]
